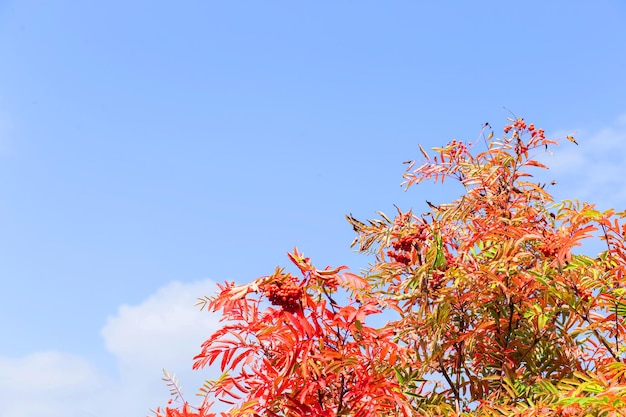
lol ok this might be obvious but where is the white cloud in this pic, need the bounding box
[542,113,626,209]
[0,279,225,417]
[0,351,109,417]
[102,279,225,416]
[102,280,221,372]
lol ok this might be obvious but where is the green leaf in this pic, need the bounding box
[354,319,363,331]
[433,232,447,270]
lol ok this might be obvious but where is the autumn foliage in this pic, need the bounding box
[154,119,626,416]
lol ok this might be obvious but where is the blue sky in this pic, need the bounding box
[1,1,625,416]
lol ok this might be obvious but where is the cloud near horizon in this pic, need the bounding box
[0,279,223,417]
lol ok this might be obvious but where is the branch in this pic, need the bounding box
[439,363,460,413]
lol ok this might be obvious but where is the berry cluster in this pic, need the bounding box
[503,118,545,142]
[392,235,416,252]
[387,250,411,265]
[445,139,469,158]
[429,270,445,291]
[263,274,303,313]
[445,250,456,267]
[504,118,528,133]
[387,227,429,266]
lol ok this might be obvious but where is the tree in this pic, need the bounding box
[153,118,626,416]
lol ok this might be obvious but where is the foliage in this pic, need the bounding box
[153,118,626,416]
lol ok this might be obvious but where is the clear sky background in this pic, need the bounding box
[1,1,625,416]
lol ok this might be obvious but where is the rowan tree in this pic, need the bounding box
[153,118,626,417]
